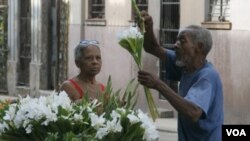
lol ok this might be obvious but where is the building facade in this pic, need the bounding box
[0,0,69,97]
[1,0,250,124]
[68,0,250,124]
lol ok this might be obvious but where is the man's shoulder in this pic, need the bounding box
[199,62,221,82]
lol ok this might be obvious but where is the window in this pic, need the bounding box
[209,0,230,22]
[132,0,148,20]
[159,0,180,99]
[88,0,105,19]
[18,0,31,86]
[202,0,231,30]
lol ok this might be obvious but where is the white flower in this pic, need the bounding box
[89,113,105,128]
[0,122,9,134]
[73,113,83,121]
[111,110,121,119]
[117,26,143,41]
[3,104,17,121]
[95,110,123,139]
[96,118,122,139]
[127,113,140,124]
[8,92,73,131]
[106,118,122,133]
[25,124,33,134]
[96,127,108,139]
[49,91,73,113]
[137,109,159,141]
[0,90,159,141]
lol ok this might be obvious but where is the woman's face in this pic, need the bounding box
[77,45,102,76]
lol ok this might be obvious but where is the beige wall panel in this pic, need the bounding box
[67,25,82,78]
[69,0,82,25]
[230,0,250,30]
[180,0,205,27]
[106,0,131,26]
[208,30,250,124]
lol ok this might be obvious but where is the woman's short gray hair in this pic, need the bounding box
[74,40,99,60]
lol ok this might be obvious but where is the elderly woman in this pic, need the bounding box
[60,40,105,102]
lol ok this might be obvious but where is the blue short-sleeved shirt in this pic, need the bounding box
[165,50,224,141]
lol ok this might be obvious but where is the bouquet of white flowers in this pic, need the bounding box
[0,77,159,141]
[117,0,159,121]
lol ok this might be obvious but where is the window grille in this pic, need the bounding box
[88,0,105,19]
[0,0,8,93]
[159,0,180,99]
[18,0,31,86]
[209,0,230,21]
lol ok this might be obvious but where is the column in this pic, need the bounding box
[7,0,19,96]
[30,0,42,97]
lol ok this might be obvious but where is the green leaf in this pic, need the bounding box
[119,39,134,54]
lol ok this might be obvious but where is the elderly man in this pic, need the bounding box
[138,11,223,141]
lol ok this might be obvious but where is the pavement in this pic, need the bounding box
[0,95,17,101]
[155,118,178,141]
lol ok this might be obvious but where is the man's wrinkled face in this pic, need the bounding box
[77,45,102,76]
[174,30,197,68]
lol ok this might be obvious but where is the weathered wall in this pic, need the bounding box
[208,30,250,124]
[68,0,84,78]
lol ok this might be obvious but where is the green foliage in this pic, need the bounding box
[0,75,158,141]
[94,75,139,116]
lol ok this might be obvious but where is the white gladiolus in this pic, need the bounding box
[127,113,140,124]
[73,113,83,121]
[117,25,159,121]
[96,127,109,139]
[111,110,121,119]
[138,110,159,141]
[89,113,105,128]
[25,124,33,134]
[0,90,158,141]
[3,104,17,121]
[117,26,143,41]
[0,122,9,134]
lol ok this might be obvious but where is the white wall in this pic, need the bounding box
[106,0,131,26]
[230,0,250,30]
[180,0,206,27]
[68,0,83,78]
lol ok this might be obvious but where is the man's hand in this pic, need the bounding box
[138,70,160,89]
[141,11,153,32]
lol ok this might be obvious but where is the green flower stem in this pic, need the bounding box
[132,0,145,34]
[138,65,159,121]
[143,85,159,121]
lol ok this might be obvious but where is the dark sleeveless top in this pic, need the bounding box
[69,79,105,98]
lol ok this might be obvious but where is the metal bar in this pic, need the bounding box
[220,0,223,17]
[162,2,180,5]
[161,28,179,32]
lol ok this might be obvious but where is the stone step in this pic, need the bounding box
[158,108,174,118]
[0,95,17,101]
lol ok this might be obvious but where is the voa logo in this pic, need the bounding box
[226,129,246,136]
